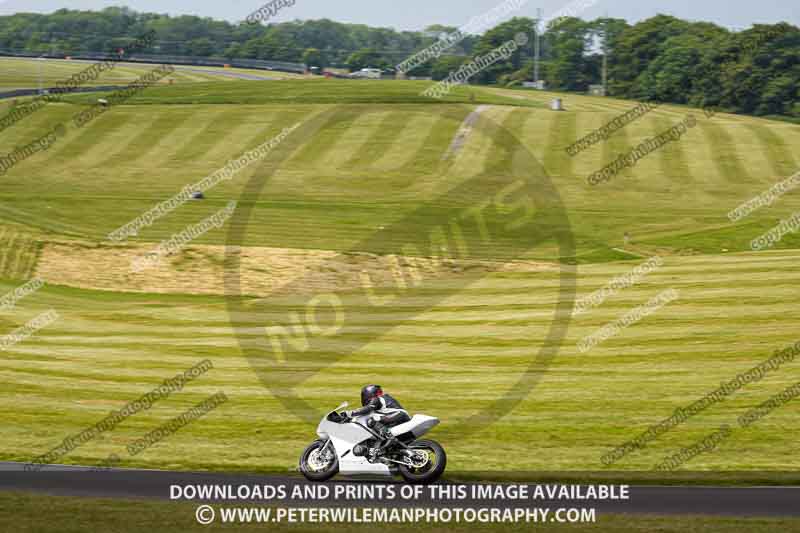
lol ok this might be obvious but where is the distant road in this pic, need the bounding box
[0,57,280,99]
[171,65,279,80]
[1,462,798,516]
[0,56,289,80]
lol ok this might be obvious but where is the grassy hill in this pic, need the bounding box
[2,80,798,259]
[0,57,302,90]
[0,77,799,478]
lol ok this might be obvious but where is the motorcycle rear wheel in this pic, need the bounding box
[299,439,339,482]
[398,439,446,484]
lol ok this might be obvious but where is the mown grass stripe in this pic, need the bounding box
[168,109,250,165]
[543,111,577,178]
[11,238,36,279]
[321,110,393,170]
[144,107,228,168]
[342,110,409,170]
[744,122,799,179]
[476,107,528,177]
[698,120,751,184]
[0,231,39,280]
[408,108,467,176]
[517,110,556,169]
[95,109,195,168]
[238,110,293,155]
[190,111,273,167]
[369,111,438,173]
[568,110,608,179]
[288,106,360,167]
[0,232,16,276]
[41,112,134,165]
[651,116,692,185]
[595,111,635,193]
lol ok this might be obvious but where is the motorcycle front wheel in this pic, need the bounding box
[398,439,446,484]
[299,439,339,482]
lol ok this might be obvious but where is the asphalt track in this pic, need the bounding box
[171,65,280,80]
[0,56,283,79]
[0,462,798,516]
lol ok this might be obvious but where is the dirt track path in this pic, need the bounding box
[442,104,489,160]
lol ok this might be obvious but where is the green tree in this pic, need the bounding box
[430,55,467,80]
[471,17,533,84]
[301,47,324,67]
[635,34,707,103]
[609,15,692,97]
[345,48,386,71]
[588,17,629,95]
[543,17,593,91]
[187,37,214,57]
[0,8,797,119]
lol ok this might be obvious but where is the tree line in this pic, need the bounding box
[1,7,797,118]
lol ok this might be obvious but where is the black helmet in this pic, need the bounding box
[361,384,383,406]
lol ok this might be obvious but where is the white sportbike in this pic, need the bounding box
[299,402,446,483]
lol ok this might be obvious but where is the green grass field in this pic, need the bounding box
[0,76,799,478]
[0,57,302,90]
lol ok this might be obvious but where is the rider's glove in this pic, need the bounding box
[343,410,353,419]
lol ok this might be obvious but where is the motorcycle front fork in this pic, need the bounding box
[320,438,334,458]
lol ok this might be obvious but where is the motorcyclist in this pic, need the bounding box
[345,385,410,445]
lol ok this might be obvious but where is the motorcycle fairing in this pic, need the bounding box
[390,414,440,438]
[317,413,392,476]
